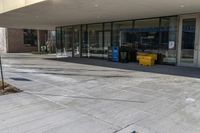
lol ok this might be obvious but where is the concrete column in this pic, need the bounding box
[37,30,40,52]
[0,28,7,53]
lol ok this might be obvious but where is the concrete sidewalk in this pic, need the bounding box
[1,53,200,133]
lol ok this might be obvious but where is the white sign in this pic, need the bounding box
[169,41,175,49]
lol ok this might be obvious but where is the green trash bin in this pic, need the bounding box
[120,51,128,63]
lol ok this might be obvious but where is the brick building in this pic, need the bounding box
[0,28,51,53]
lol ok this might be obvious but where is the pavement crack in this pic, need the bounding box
[24,91,146,104]
[24,91,121,130]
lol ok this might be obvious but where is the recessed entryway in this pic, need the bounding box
[178,14,200,67]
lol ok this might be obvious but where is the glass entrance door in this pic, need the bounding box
[179,16,199,66]
[62,27,73,57]
[73,26,81,57]
[104,31,111,58]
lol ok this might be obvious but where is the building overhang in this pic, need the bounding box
[0,0,45,13]
[1,0,200,30]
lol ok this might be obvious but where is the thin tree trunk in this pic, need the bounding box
[0,55,4,91]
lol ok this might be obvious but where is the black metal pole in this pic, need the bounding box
[0,55,4,91]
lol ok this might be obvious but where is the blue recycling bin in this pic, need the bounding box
[112,47,119,62]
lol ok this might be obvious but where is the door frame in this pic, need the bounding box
[178,14,200,67]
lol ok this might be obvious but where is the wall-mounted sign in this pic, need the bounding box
[169,41,175,49]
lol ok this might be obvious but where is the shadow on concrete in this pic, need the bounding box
[11,71,131,79]
[45,57,200,79]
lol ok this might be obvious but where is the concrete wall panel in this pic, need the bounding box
[0,28,7,52]
[6,29,48,53]
[0,0,45,13]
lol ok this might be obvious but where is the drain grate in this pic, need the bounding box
[10,77,32,82]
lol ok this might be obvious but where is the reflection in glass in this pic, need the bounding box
[73,26,81,57]
[24,29,38,47]
[88,24,103,58]
[56,27,62,51]
[112,21,132,46]
[81,25,88,57]
[104,23,112,58]
[55,16,179,64]
[134,19,160,51]
[160,17,177,64]
[181,18,196,63]
[62,27,73,57]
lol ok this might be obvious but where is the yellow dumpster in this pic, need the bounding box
[137,53,157,66]
[137,52,147,61]
[138,56,155,66]
[148,54,158,61]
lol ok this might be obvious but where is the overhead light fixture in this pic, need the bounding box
[94,4,99,8]
[180,4,185,8]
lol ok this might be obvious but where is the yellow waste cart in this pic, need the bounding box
[137,53,157,66]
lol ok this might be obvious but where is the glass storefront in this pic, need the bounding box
[56,16,178,65]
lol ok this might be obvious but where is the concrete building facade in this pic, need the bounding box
[0,0,200,67]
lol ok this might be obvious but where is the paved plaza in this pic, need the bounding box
[0,53,200,133]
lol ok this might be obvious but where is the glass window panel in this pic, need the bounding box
[135,19,159,28]
[73,25,81,57]
[181,18,196,63]
[133,18,160,51]
[56,27,62,52]
[81,25,88,57]
[112,21,132,46]
[104,23,111,30]
[62,27,73,57]
[160,17,177,64]
[104,23,112,58]
[88,24,103,58]
[24,29,38,47]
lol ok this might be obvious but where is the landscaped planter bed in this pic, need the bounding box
[0,81,22,95]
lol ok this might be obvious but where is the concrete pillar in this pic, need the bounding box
[37,30,40,52]
[0,28,7,53]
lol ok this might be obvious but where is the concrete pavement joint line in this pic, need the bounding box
[24,91,146,103]
[74,108,121,130]
[0,100,49,115]
[24,91,67,108]
[24,91,121,130]
[130,86,179,100]
[112,116,150,133]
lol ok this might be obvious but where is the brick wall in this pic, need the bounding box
[6,28,46,53]
[39,30,47,46]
